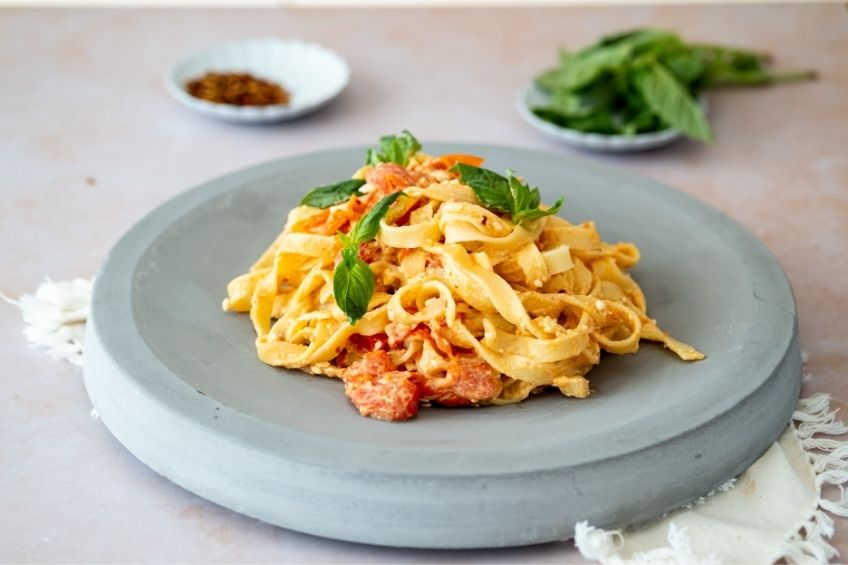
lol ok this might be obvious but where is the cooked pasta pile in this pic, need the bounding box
[224,139,703,421]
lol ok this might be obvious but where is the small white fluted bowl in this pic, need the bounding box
[165,38,350,124]
[517,82,708,153]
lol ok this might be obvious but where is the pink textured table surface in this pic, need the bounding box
[1,5,846,563]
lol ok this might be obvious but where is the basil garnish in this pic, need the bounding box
[453,163,563,225]
[300,179,366,209]
[365,130,422,167]
[333,247,376,327]
[333,192,404,325]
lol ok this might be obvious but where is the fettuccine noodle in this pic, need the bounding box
[224,151,703,421]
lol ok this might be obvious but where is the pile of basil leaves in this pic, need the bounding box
[532,28,814,142]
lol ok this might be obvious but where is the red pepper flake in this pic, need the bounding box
[185,72,290,106]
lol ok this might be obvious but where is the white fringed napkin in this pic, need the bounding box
[2,278,92,366]
[574,395,848,564]
[6,278,847,564]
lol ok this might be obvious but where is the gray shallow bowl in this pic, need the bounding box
[83,144,800,548]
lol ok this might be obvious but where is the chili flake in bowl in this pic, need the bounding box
[165,38,350,124]
[186,72,291,107]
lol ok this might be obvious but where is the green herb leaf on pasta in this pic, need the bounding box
[508,170,563,224]
[348,192,405,244]
[453,163,563,225]
[507,171,539,213]
[333,191,405,325]
[365,130,422,166]
[332,253,375,325]
[451,163,513,214]
[300,179,366,208]
[515,198,564,224]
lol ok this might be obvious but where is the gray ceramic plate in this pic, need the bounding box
[83,144,800,549]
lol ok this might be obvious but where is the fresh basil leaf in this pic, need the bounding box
[529,187,542,209]
[300,179,366,208]
[590,28,647,50]
[452,163,513,214]
[531,28,813,141]
[705,67,815,87]
[548,90,595,117]
[454,164,563,225]
[507,171,536,215]
[578,76,621,112]
[508,171,562,224]
[332,192,403,325]
[364,130,422,166]
[534,107,619,134]
[348,191,404,245]
[557,29,681,92]
[693,45,816,87]
[535,68,561,93]
[630,37,684,60]
[378,137,402,164]
[515,197,564,224]
[634,61,713,142]
[621,102,662,135]
[558,43,632,91]
[333,254,375,325]
[694,44,769,71]
[531,106,570,127]
[588,28,678,53]
[340,244,358,264]
[661,48,706,86]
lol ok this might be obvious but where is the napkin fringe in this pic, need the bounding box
[775,393,848,564]
[1,277,93,367]
[574,522,720,564]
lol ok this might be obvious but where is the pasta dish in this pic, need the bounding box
[224,132,703,421]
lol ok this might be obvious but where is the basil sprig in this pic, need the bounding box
[300,179,366,209]
[365,130,422,167]
[453,163,564,225]
[532,28,815,141]
[333,247,375,327]
[333,192,404,325]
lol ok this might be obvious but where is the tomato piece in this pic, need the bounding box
[450,357,502,403]
[365,163,415,203]
[342,352,419,421]
[348,333,390,353]
[432,153,485,169]
[357,241,382,263]
[343,350,394,378]
[416,357,502,407]
[344,372,420,421]
[414,372,471,407]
